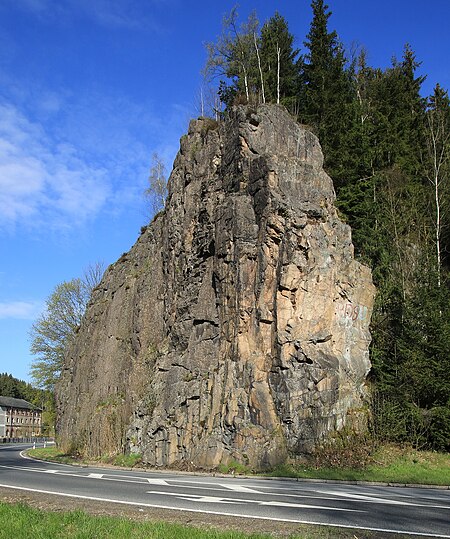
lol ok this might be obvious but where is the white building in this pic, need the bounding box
[0,396,42,439]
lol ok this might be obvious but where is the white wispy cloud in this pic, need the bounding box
[0,300,43,320]
[0,102,110,231]
[0,85,188,233]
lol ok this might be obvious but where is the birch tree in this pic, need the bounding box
[204,8,260,107]
[30,263,104,390]
[144,153,168,216]
[424,84,450,287]
[260,12,299,108]
[254,31,265,103]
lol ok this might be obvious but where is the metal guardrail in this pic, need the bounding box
[0,437,54,444]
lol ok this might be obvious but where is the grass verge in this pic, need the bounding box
[28,444,450,486]
[27,446,78,465]
[27,447,142,468]
[0,502,391,539]
[0,503,274,539]
[267,445,450,486]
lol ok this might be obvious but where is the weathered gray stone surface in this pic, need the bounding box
[57,104,375,469]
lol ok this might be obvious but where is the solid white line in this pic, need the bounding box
[177,495,242,505]
[0,464,66,477]
[19,449,74,469]
[19,450,35,461]
[0,464,80,476]
[0,483,448,538]
[322,490,410,505]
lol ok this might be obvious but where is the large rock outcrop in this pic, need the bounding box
[57,104,375,469]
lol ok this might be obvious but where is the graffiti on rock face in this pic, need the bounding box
[335,302,368,322]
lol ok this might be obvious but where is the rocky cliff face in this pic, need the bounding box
[57,104,375,469]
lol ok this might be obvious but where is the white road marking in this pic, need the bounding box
[221,484,261,493]
[19,448,68,467]
[1,483,448,538]
[321,490,440,507]
[0,465,47,473]
[0,465,154,486]
[146,490,364,512]
[2,463,449,509]
[260,500,362,511]
[147,478,169,485]
[178,495,244,505]
[19,450,35,461]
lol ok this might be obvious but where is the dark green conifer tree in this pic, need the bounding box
[203,5,450,450]
[0,373,20,398]
[377,45,426,175]
[299,0,354,187]
[259,12,300,111]
[336,46,447,450]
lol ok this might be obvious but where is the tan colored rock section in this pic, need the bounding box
[57,104,375,469]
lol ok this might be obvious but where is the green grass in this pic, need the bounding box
[28,444,450,486]
[217,460,252,475]
[0,502,379,539]
[267,445,450,486]
[111,453,142,467]
[27,447,142,468]
[0,503,276,539]
[27,446,79,465]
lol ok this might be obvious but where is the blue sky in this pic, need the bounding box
[1,0,449,384]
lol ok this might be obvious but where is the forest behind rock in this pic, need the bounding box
[203,0,450,451]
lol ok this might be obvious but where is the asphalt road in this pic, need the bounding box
[0,444,449,537]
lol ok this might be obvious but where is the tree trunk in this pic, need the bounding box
[254,33,265,104]
[276,44,281,105]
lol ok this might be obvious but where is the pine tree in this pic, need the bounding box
[259,12,300,111]
[377,45,426,175]
[299,0,354,187]
[336,46,443,450]
[0,373,20,398]
[203,6,450,450]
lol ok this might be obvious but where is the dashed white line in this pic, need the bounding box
[146,478,169,486]
[221,484,260,493]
